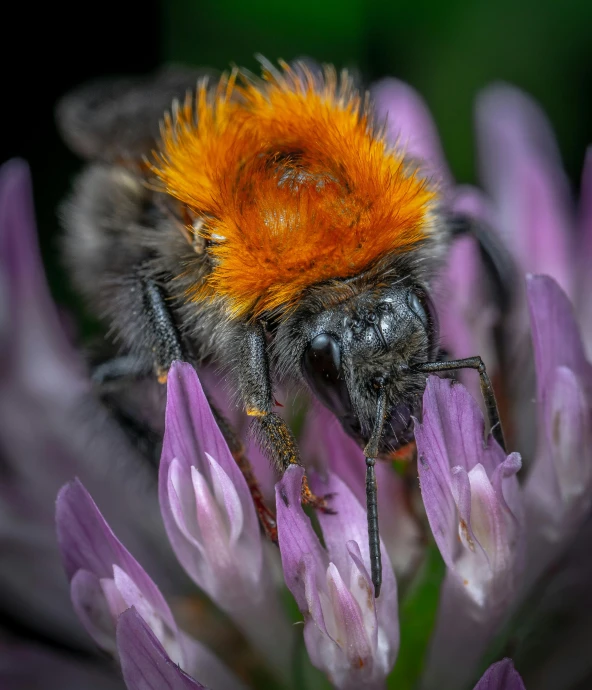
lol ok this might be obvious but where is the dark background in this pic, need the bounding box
[3,0,592,312]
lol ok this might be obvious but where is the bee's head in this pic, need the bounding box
[294,281,439,454]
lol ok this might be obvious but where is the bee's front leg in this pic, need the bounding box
[239,324,334,514]
[141,278,185,383]
[91,277,185,385]
[92,279,280,539]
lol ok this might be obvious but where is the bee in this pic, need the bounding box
[57,59,509,596]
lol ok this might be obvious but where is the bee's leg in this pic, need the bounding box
[450,213,516,314]
[141,278,185,382]
[143,283,283,537]
[91,281,278,538]
[450,214,517,446]
[91,355,150,384]
[240,324,334,513]
[91,279,184,384]
[416,356,506,451]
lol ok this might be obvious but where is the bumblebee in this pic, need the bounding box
[58,60,508,596]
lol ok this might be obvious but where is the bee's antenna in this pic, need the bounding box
[364,381,388,598]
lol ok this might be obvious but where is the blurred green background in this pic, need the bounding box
[3,0,592,309]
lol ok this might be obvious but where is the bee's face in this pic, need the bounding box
[299,283,438,454]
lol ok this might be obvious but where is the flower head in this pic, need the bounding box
[56,477,245,690]
[159,362,264,600]
[276,465,398,690]
[523,274,592,584]
[56,479,182,662]
[415,376,524,609]
[158,361,293,677]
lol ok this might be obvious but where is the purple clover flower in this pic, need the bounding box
[159,361,293,680]
[414,377,524,690]
[1,69,592,690]
[300,402,424,579]
[55,478,243,690]
[276,465,399,689]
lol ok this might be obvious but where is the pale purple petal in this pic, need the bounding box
[345,541,377,643]
[301,402,422,577]
[112,566,183,667]
[302,621,341,686]
[56,480,126,582]
[159,362,262,591]
[62,487,244,690]
[476,84,565,199]
[161,363,255,512]
[473,659,526,690]
[416,377,523,588]
[167,458,207,557]
[448,466,489,597]
[300,402,362,501]
[277,466,398,688]
[56,479,176,633]
[311,472,398,654]
[416,376,507,477]
[577,147,592,357]
[311,472,368,576]
[245,436,276,501]
[476,85,575,298]
[457,464,493,558]
[544,366,592,506]
[0,160,175,646]
[325,563,373,671]
[525,276,592,529]
[0,163,75,372]
[371,78,452,189]
[160,362,292,679]
[102,577,131,625]
[117,609,206,690]
[190,466,239,582]
[434,186,500,399]
[195,365,245,431]
[275,465,328,616]
[417,377,524,690]
[527,275,592,399]
[421,573,492,690]
[71,569,119,655]
[414,376,499,569]
[525,277,592,579]
[204,453,244,546]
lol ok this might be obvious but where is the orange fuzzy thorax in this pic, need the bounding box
[151,62,438,319]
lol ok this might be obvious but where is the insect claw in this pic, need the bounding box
[301,474,337,513]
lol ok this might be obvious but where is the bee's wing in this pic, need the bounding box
[56,66,216,162]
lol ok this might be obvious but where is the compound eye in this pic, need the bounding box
[408,288,440,358]
[302,333,353,417]
[407,290,429,328]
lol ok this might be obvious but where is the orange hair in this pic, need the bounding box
[150,61,438,319]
